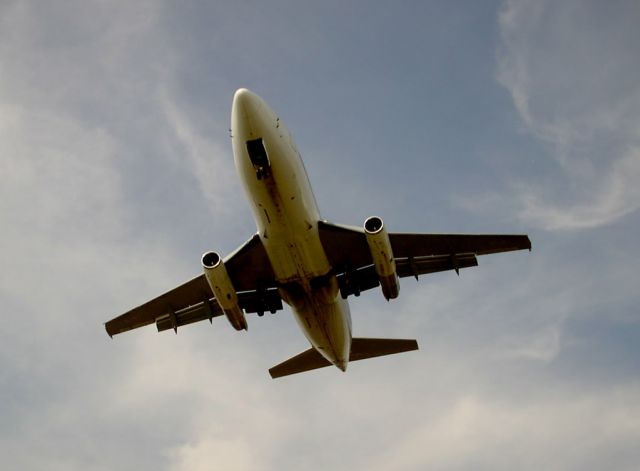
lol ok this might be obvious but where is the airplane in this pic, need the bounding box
[105,88,531,378]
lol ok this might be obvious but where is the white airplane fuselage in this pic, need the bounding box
[231,88,351,371]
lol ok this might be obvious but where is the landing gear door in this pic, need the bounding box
[246,138,271,180]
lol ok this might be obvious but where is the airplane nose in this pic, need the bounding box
[231,88,265,139]
[232,88,259,117]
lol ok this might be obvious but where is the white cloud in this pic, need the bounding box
[169,437,255,471]
[517,146,640,230]
[159,90,240,221]
[0,103,126,313]
[369,386,640,471]
[496,0,640,230]
[0,4,248,468]
[499,324,562,363]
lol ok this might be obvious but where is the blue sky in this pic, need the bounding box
[1,1,639,469]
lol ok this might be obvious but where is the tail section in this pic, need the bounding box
[269,337,419,379]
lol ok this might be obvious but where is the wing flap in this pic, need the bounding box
[156,298,223,333]
[154,287,284,333]
[396,253,478,278]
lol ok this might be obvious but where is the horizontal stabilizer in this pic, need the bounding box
[269,337,419,379]
[349,337,419,361]
[269,348,332,379]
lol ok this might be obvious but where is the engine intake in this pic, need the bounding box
[364,216,400,300]
[202,251,248,331]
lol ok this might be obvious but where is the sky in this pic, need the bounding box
[1,0,639,469]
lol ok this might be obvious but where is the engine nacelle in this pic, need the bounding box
[364,216,400,300]
[202,251,248,331]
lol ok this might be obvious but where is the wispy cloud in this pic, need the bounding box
[159,90,241,221]
[0,4,246,467]
[496,0,640,230]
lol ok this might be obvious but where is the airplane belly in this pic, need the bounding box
[234,110,330,282]
[256,185,330,281]
[284,280,352,368]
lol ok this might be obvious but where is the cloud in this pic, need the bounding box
[0,3,245,468]
[0,102,127,319]
[518,146,640,229]
[369,385,640,471]
[499,324,562,362]
[169,437,255,471]
[159,90,240,221]
[496,0,640,230]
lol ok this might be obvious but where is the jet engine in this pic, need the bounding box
[202,251,248,331]
[364,216,400,300]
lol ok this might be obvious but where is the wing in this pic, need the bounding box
[317,220,531,298]
[105,234,282,337]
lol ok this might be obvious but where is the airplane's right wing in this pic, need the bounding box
[317,220,531,298]
[105,234,282,337]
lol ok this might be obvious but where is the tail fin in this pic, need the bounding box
[269,337,419,379]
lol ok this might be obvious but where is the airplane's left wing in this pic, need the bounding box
[105,234,281,337]
[317,220,531,298]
